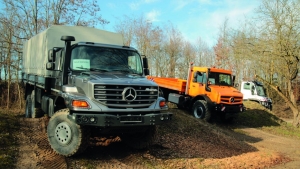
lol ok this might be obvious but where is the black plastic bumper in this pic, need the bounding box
[213,104,244,113]
[68,112,173,127]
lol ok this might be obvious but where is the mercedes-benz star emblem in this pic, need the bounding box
[229,97,235,103]
[122,87,137,102]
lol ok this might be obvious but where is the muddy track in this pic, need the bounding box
[15,109,299,169]
[16,117,67,169]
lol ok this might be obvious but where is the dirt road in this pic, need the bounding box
[15,110,300,169]
[243,127,300,169]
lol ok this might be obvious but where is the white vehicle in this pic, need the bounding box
[240,81,272,110]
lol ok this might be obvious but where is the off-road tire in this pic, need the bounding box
[192,100,211,122]
[25,94,32,118]
[30,90,44,118]
[122,125,157,149]
[47,108,90,157]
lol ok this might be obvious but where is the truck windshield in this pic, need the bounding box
[208,72,232,86]
[70,46,143,75]
[256,85,267,96]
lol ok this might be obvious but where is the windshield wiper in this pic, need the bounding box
[76,67,109,72]
[110,68,131,72]
[90,68,109,72]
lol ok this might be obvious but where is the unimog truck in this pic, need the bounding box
[22,25,172,157]
[147,63,244,122]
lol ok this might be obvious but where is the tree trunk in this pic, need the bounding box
[256,75,300,127]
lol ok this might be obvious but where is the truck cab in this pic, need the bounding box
[240,81,272,110]
[148,63,244,122]
[22,25,172,157]
[190,67,244,117]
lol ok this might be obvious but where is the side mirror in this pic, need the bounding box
[142,56,149,69]
[144,68,149,76]
[232,75,236,84]
[46,62,55,70]
[48,47,63,62]
[48,49,56,62]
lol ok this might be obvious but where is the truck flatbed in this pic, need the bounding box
[147,76,187,93]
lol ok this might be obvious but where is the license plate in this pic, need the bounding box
[120,116,142,123]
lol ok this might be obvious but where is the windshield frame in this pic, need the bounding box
[69,45,143,75]
[208,72,232,86]
[255,85,267,96]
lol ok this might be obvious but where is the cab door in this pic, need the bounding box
[189,71,207,97]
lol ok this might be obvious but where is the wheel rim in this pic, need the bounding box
[55,122,72,145]
[194,106,203,118]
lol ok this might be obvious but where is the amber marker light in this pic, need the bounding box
[72,100,89,108]
[159,100,166,108]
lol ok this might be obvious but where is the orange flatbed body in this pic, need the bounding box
[147,76,187,93]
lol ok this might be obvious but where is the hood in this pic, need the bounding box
[72,71,158,88]
[210,85,243,97]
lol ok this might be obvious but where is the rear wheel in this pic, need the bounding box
[192,100,211,122]
[122,125,157,149]
[30,90,44,118]
[47,109,90,157]
[25,94,32,118]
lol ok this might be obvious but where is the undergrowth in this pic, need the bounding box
[0,110,20,168]
[234,101,300,139]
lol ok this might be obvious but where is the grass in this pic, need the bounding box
[0,110,19,169]
[233,101,300,139]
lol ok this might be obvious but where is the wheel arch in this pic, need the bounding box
[54,96,67,113]
[190,95,213,108]
[25,83,34,99]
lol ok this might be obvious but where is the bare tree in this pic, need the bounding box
[252,0,300,126]
[177,40,196,79]
[164,23,183,78]
[195,37,214,67]
[0,0,109,108]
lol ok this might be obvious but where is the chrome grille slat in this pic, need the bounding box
[94,84,158,109]
[220,96,243,104]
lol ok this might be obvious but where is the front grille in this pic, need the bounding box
[94,85,158,109]
[220,96,243,104]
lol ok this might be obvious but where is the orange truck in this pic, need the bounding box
[147,63,244,122]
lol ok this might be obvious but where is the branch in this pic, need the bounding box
[255,75,296,108]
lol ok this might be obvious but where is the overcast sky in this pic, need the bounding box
[100,0,260,47]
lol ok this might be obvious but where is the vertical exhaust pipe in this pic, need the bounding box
[185,62,193,95]
[61,36,75,85]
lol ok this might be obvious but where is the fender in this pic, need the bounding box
[190,95,213,108]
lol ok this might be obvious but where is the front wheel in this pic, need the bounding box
[192,100,211,122]
[122,126,157,149]
[47,109,90,157]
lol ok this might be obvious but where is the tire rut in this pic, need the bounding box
[16,117,67,169]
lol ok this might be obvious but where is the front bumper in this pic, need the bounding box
[68,112,173,127]
[213,104,244,113]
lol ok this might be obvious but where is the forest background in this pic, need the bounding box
[0,0,299,125]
